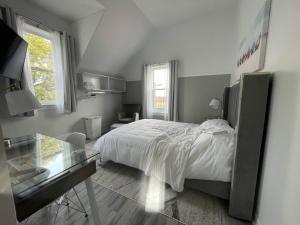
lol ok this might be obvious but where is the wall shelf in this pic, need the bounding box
[79,72,126,94]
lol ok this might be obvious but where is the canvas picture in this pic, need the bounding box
[237,0,271,75]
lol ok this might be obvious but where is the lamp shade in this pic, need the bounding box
[0,90,42,116]
[209,98,221,110]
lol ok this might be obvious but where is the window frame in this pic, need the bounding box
[22,22,60,107]
[151,64,169,115]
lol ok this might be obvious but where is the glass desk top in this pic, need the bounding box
[5,134,99,198]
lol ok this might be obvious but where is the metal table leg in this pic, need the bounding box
[84,178,102,225]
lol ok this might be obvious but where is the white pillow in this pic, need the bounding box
[198,119,234,134]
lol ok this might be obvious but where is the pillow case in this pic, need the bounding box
[198,119,234,135]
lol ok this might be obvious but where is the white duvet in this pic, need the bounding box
[94,119,235,192]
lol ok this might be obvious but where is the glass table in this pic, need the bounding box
[5,133,102,224]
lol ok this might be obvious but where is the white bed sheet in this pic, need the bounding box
[94,119,235,192]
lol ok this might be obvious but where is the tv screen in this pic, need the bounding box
[0,19,28,81]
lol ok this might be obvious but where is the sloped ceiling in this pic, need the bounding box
[26,0,239,77]
[27,0,104,22]
[78,0,153,75]
[71,11,104,58]
[133,0,239,28]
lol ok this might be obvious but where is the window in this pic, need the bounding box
[21,22,63,106]
[152,65,169,114]
[144,60,178,121]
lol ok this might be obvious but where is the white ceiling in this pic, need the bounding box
[79,0,153,75]
[26,0,238,75]
[27,0,104,22]
[133,0,238,28]
[27,0,238,27]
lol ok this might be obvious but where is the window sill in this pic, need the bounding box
[153,112,164,116]
[40,104,57,110]
[152,111,165,116]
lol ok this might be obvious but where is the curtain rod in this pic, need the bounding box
[145,60,178,67]
[152,62,168,66]
[0,1,65,34]
[145,62,169,67]
[17,14,64,34]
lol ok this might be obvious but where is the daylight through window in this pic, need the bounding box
[152,64,169,114]
[23,23,60,105]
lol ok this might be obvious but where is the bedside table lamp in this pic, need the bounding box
[209,98,221,110]
[208,98,222,119]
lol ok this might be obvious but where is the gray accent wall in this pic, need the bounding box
[123,74,230,124]
[123,81,143,104]
[178,75,230,123]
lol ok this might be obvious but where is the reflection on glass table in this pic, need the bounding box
[5,133,102,224]
[6,134,97,197]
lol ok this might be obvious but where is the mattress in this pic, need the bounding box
[94,119,235,192]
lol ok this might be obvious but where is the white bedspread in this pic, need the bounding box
[94,119,235,192]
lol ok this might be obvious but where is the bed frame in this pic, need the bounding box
[185,73,272,221]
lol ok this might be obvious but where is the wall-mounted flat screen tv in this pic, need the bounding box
[0,19,28,81]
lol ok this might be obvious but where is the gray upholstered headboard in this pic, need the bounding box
[223,73,271,221]
[223,82,240,128]
[186,74,271,221]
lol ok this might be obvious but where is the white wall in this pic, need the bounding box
[71,10,104,59]
[79,0,153,75]
[122,7,237,81]
[0,0,122,138]
[234,1,300,225]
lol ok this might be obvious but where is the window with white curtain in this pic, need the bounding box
[152,64,169,114]
[18,18,64,107]
[145,63,170,120]
[144,60,178,121]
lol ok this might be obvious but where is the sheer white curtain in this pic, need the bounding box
[16,16,65,113]
[16,16,37,116]
[52,31,65,113]
[143,63,171,121]
[17,16,78,114]
[143,61,178,121]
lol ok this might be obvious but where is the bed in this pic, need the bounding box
[93,73,272,221]
[95,118,235,191]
